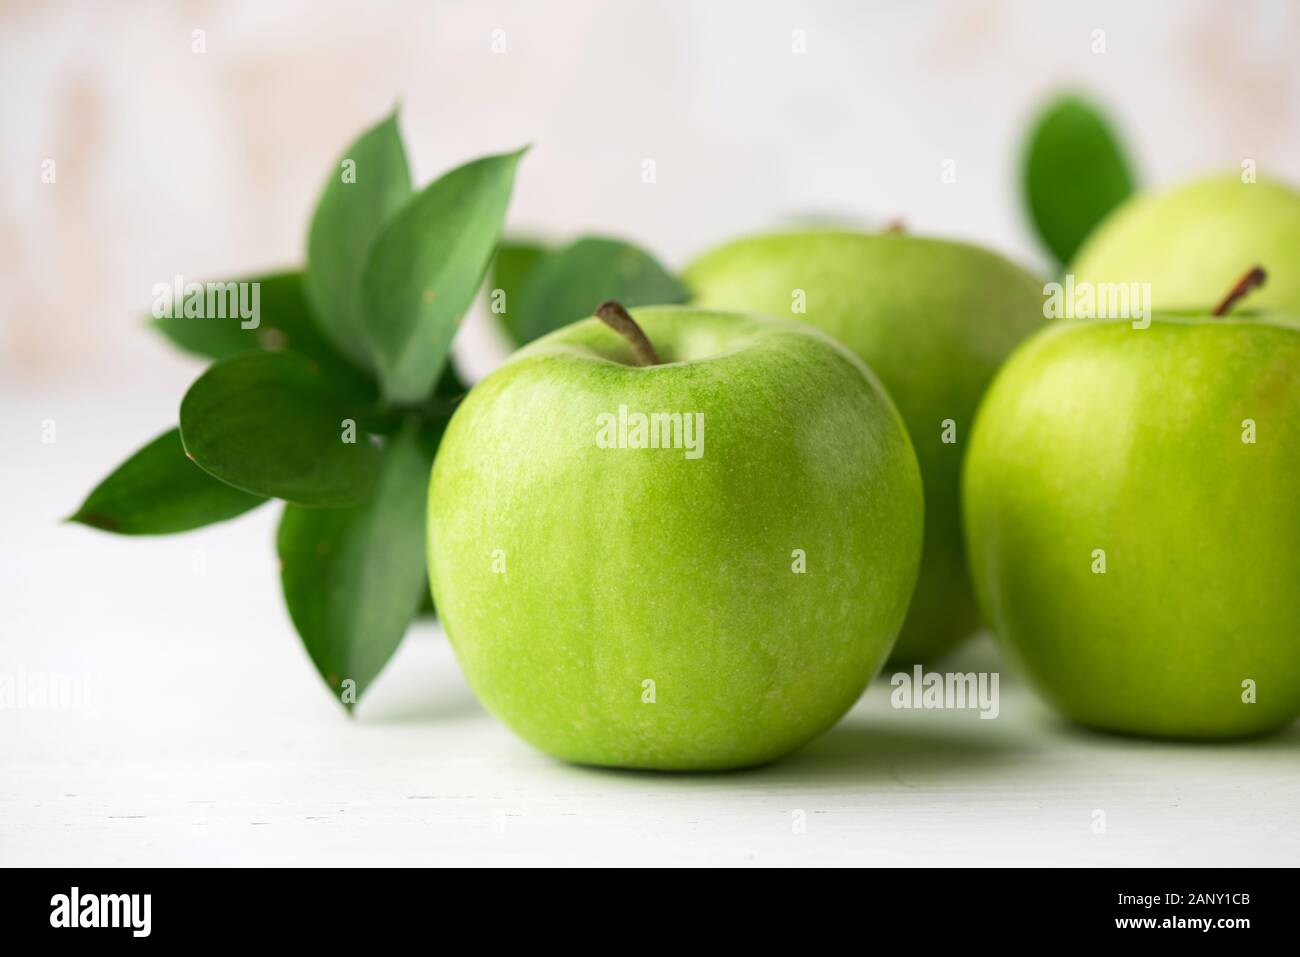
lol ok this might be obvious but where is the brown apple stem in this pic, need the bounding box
[882,219,906,235]
[1212,266,1267,317]
[596,300,661,366]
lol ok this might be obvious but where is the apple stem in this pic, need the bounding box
[1212,266,1267,317]
[882,219,906,235]
[596,301,661,366]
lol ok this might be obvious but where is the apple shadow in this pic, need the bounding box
[753,721,1022,789]
[1040,711,1300,751]
[567,719,1023,790]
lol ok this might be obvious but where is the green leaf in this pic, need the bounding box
[1023,94,1136,267]
[417,587,438,619]
[277,423,436,709]
[151,271,323,362]
[179,351,382,507]
[70,428,265,535]
[434,360,469,400]
[489,238,548,344]
[149,271,376,397]
[306,109,413,368]
[513,236,690,345]
[361,148,526,404]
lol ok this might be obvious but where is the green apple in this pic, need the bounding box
[428,304,923,770]
[1072,174,1300,310]
[684,231,1045,663]
[964,298,1300,738]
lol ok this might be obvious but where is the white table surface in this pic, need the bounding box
[4,381,1298,868]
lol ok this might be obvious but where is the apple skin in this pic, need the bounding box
[964,315,1300,738]
[1072,175,1300,310]
[428,306,923,770]
[684,231,1045,664]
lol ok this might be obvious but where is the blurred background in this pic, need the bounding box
[4,0,1300,865]
[5,0,1300,388]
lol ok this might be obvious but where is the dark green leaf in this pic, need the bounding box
[277,423,435,709]
[149,271,376,399]
[151,271,322,362]
[434,359,469,400]
[417,588,438,619]
[489,238,548,345]
[513,236,690,345]
[413,411,452,622]
[1023,94,1136,267]
[306,109,413,368]
[353,363,468,439]
[179,351,382,507]
[361,149,526,404]
[70,428,264,535]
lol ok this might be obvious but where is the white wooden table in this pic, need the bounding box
[4,384,1297,867]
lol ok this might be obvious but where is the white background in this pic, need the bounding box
[3,0,1299,866]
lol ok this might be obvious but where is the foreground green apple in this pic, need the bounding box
[1072,174,1300,310]
[428,304,923,770]
[964,288,1300,738]
[684,231,1045,663]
